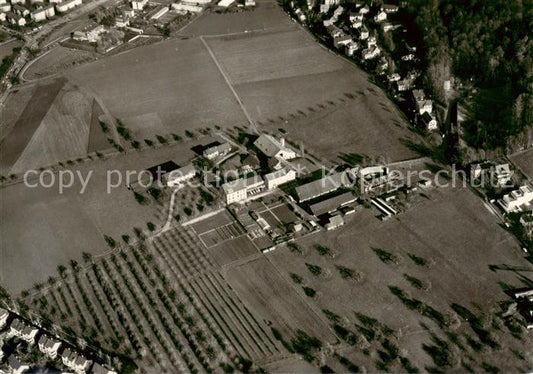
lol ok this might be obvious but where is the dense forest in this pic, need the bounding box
[406,0,532,151]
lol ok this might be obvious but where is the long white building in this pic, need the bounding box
[499,185,533,213]
[222,175,264,204]
[264,168,296,190]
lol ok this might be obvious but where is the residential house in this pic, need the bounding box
[9,0,24,4]
[333,34,352,48]
[326,24,342,38]
[264,168,296,189]
[115,16,129,27]
[10,319,38,344]
[62,348,92,374]
[222,175,265,204]
[401,53,415,61]
[43,4,55,17]
[499,185,533,213]
[254,134,297,160]
[294,7,305,22]
[131,0,147,10]
[491,163,512,187]
[0,4,11,12]
[345,40,359,56]
[374,10,386,22]
[416,99,433,115]
[359,4,369,13]
[382,22,400,32]
[359,25,369,40]
[30,7,46,21]
[367,35,377,47]
[419,112,438,131]
[218,0,235,7]
[122,7,135,16]
[470,163,483,180]
[165,164,197,187]
[12,4,28,16]
[203,142,232,160]
[38,335,62,359]
[91,363,118,374]
[319,4,329,13]
[348,10,363,22]
[396,78,412,92]
[351,19,362,28]
[8,356,30,374]
[362,46,380,60]
[381,3,399,13]
[387,73,401,82]
[0,307,8,328]
[56,0,81,12]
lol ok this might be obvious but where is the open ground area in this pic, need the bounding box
[0,140,196,293]
[510,149,533,180]
[0,79,108,175]
[264,184,533,372]
[66,37,249,133]
[1,0,532,373]
[23,46,99,81]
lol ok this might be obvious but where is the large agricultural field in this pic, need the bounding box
[23,46,99,81]
[262,184,533,372]
[180,0,294,37]
[66,37,249,133]
[61,0,418,164]
[0,79,110,175]
[0,139,197,293]
[3,1,531,373]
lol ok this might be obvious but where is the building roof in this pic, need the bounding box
[8,355,29,370]
[146,161,180,180]
[382,3,399,10]
[264,167,294,182]
[204,142,231,156]
[254,134,293,158]
[222,175,264,194]
[295,173,348,202]
[412,89,425,101]
[92,363,117,374]
[309,192,356,216]
[0,307,8,319]
[325,214,344,229]
[168,164,196,179]
[494,163,511,175]
[10,318,25,332]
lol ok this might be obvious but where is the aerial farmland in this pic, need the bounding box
[0,0,532,373]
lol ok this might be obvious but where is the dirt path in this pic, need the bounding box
[200,35,258,134]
